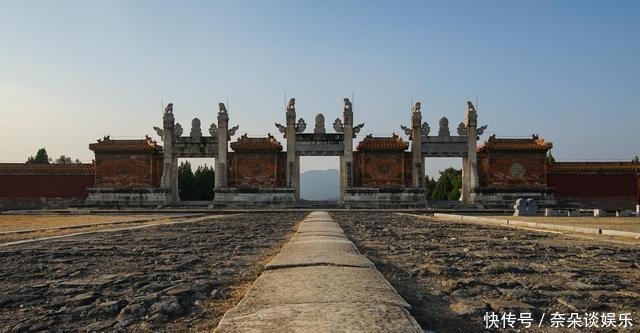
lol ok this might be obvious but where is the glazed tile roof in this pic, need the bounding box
[477,135,552,153]
[89,136,162,153]
[356,134,409,152]
[549,162,640,174]
[230,134,283,152]
[0,163,94,176]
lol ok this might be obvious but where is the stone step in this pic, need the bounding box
[213,211,422,333]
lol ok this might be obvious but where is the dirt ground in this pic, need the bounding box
[0,215,163,232]
[0,212,304,333]
[334,212,640,333]
[487,216,640,233]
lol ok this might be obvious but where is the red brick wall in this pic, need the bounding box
[0,175,94,198]
[228,152,287,188]
[353,152,412,188]
[94,153,162,187]
[549,174,638,199]
[478,151,547,188]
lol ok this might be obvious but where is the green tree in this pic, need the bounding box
[54,155,73,164]
[178,161,194,200]
[424,176,437,200]
[430,168,462,201]
[26,148,50,164]
[193,165,215,200]
[178,162,215,200]
[633,155,639,163]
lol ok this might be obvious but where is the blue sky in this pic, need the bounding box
[1,0,638,176]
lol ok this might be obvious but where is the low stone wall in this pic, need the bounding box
[343,187,426,209]
[0,197,87,211]
[213,188,296,208]
[85,187,171,206]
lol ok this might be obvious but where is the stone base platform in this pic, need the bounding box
[342,187,427,208]
[473,187,556,208]
[213,188,296,208]
[85,187,171,206]
[213,211,422,332]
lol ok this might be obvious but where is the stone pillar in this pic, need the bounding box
[216,105,229,188]
[160,104,179,201]
[411,104,423,188]
[461,156,469,201]
[341,98,354,204]
[285,100,297,198]
[464,101,479,203]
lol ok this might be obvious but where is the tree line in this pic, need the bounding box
[26,148,82,164]
[178,161,215,201]
[425,167,462,201]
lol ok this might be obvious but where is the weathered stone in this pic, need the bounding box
[513,198,537,216]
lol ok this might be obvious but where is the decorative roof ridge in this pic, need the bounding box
[89,135,162,152]
[230,133,283,152]
[478,134,552,152]
[356,133,409,152]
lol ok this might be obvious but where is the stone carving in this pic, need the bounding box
[400,125,412,136]
[295,118,306,133]
[275,122,286,134]
[209,123,218,137]
[344,98,352,110]
[421,122,430,136]
[174,123,183,137]
[333,118,344,133]
[314,113,326,134]
[513,198,537,216]
[438,117,450,136]
[190,118,202,139]
[164,103,173,115]
[467,101,476,113]
[412,101,421,113]
[457,122,467,136]
[228,125,239,139]
[352,123,365,137]
[477,125,488,136]
[218,103,228,114]
[153,126,164,140]
[287,98,295,112]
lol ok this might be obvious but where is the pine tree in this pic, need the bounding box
[26,148,50,164]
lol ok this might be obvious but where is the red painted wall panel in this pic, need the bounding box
[548,174,637,198]
[0,175,95,198]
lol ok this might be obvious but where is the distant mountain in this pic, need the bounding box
[300,169,340,201]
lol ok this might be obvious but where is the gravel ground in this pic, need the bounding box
[334,212,640,333]
[0,212,304,333]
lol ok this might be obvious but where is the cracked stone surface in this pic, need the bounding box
[0,213,304,333]
[335,212,640,333]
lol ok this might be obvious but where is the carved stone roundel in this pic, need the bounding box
[509,163,525,178]
[377,163,390,175]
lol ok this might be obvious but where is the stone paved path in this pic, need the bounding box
[213,211,422,332]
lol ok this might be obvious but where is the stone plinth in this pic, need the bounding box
[85,187,171,206]
[213,188,295,208]
[342,187,426,208]
[474,187,555,208]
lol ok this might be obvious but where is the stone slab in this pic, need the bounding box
[231,266,408,308]
[267,241,374,268]
[296,222,343,234]
[214,211,421,333]
[214,302,422,333]
[289,235,350,243]
[290,230,348,238]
